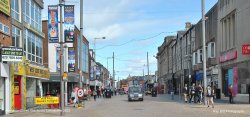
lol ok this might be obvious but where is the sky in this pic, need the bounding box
[42,0,218,80]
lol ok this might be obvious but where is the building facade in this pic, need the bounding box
[42,20,89,104]
[217,0,250,98]
[10,0,49,111]
[0,0,12,115]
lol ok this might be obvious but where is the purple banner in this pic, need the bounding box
[64,5,75,42]
[48,5,59,43]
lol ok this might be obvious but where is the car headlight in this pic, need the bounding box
[138,94,142,97]
[130,94,134,97]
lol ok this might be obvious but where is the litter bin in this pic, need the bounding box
[216,89,221,99]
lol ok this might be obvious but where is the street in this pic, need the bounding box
[4,94,250,117]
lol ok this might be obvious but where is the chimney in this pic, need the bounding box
[185,22,192,30]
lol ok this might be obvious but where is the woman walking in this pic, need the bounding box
[206,85,214,108]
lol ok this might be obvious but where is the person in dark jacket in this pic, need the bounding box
[189,83,196,103]
[248,85,250,103]
[228,84,234,104]
[183,84,189,103]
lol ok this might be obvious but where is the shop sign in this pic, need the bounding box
[1,47,23,62]
[35,97,59,105]
[219,50,237,63]
[26,65,50,79]
[0,0,11,16]
[242,44,250,55]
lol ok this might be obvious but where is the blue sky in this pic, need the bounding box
[42,0,218,79]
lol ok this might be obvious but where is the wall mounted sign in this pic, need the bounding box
[1,47,23,62]
[242,44,250,55]
[219,50,237,63]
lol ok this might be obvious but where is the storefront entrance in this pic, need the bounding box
[0,78,5,115]
[14,76,22,110]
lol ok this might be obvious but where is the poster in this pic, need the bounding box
[68,47,75,72]
[56,47,61,71]
[233,67,238,95]
[64,5,74,42]
[48,5,59,43]
[228,69,233,86]
[96,66,101,79]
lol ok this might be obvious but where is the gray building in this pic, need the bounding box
[217,0,250,98]
[192,3,218,89]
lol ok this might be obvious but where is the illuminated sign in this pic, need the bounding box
[35,97,59,105]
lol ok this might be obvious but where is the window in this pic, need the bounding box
[0,23,2,31]
[23,0,42,32]
[3,25,10,34]
[12,25,21,47]
[11,0,20,21]
[211,43,215,58]
[23,29,43,64]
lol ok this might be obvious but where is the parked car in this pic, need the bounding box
[128,85,144,101]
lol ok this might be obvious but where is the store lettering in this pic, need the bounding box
[220,51,237,63]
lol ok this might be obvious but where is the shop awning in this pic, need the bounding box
[43,73,80,82]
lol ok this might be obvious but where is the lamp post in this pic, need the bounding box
[201,0,207,105]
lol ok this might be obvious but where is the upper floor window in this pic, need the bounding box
[12,25,21,47]
[11,0,20,21]
[23,0,42,32]
[0,22,10,35]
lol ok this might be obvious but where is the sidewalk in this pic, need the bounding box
[3,97,105,117]
[157,93,250,105]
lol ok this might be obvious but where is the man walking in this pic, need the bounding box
[93,89,97,101]
[228,84,234,104]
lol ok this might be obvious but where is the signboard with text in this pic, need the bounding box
[35,97,59,105]
[0,0,11,16]
[26,65,50,79]
[64,5,75,42]
[219,50,237,63]
[48,5,59,43]
[242,44,250,55]
[1,47,23,62]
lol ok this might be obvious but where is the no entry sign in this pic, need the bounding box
[77,88,84,97]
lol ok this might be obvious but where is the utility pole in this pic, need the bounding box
[79,0,83,89]
[113,52,115,88]
[59,0,64,116]
[147,52,149,80]
[202,0,207,105]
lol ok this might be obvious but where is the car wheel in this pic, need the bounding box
[141,98,143,101]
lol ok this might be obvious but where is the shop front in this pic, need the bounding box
[0,62,10,115]
[25,65,50,109]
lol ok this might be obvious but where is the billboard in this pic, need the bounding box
[48,5,59,43]
[56,47,61,71]
[1,47,23,62]
[90,66,94,81]
[68,47,75,72]
[64,5,74,42]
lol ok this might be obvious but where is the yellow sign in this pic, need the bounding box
[122,85,128,88]
[0,0,10,16]
[63,72,68,80]
[35,97,59,105]
[26,65,50,79]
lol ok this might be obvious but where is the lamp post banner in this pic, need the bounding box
[64,5,75,42]
[48,5,59,43]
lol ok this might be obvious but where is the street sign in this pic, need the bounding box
[77,88,84,97]
[242,44,250,55]
[35,96,59,105]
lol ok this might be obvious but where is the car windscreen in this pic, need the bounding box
[129,87,141,93]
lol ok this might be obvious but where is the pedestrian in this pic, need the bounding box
[206,85,214,108]
[87,89,92,101]
[97,89,100,98]
[71,90,76,107]
[248,85,250,103]
[228,84,235,104]
[93,89,97,101]
[189,83,196,103]
[197,84,203,104]
[183,84,189,103]
[170,86,174,100]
